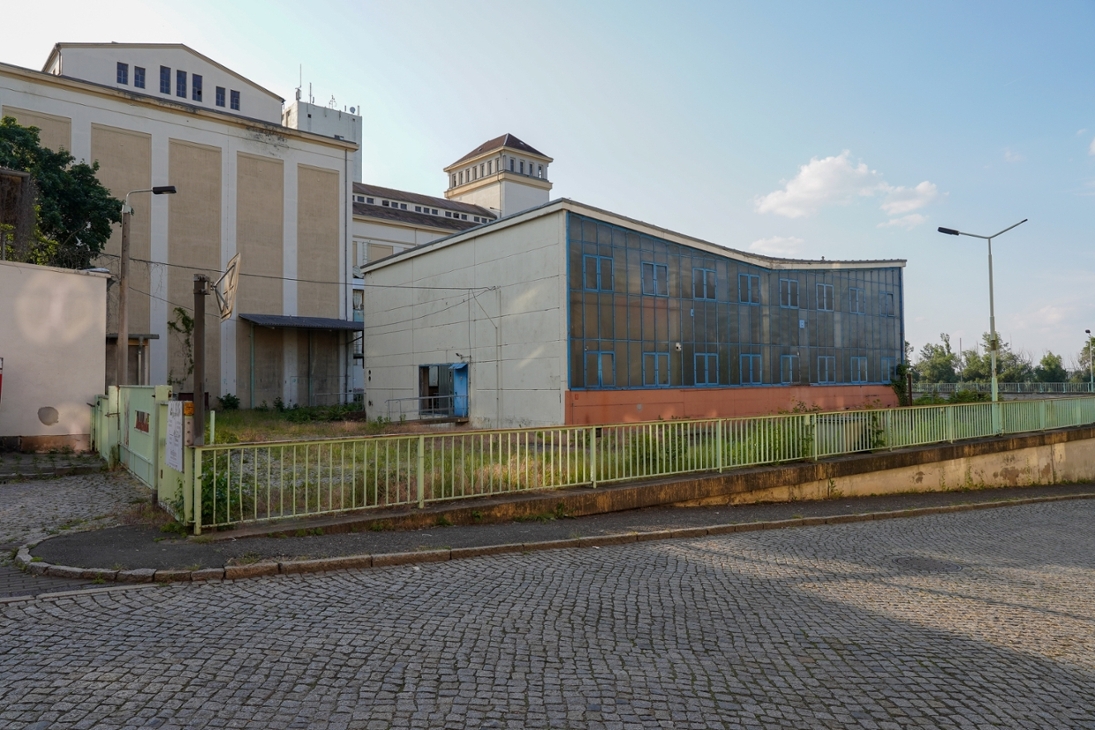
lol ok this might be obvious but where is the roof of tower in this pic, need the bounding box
[449,133,550,167]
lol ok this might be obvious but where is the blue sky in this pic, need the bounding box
[7,1,1095,367]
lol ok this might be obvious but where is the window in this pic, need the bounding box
[882,357,897,382]
[401,204,408,210]
[520,160,525,174]
[740,354,762,385]
[850,287,865,314]
[160,66,171,94]
[738,274,760,304]
[692,267,716,300]
[641,262,669,296]
[851,356,868,383]
[509,158,515,172]
[780,355,799,385]
[643,353,670,386]
[460,213,466,219]
[431,208,438,215]
[451,175,456,187]
[192,74,203,102]
[176,70,186,98]
[817,283,834,311]
[444,211,451,217]
[538,164,543,179]
[584,352,615,388]
[583,255,613,291]
[230,90,240,110]
[415,206,422,213]
[779,278,799,308]
[134,66,145,88]
[117,62,128,85]
[818,356,836,384]
[216,86,226,107]
[367,197,375,204]
[695,353,718,385]
[880,291,895,317]
[382,200,390,207]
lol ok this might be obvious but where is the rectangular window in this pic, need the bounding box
[368,198,375,204]
[117,62,128,85]
[230,90,240,110]
[192,74,203,102]
[403,204,410,210]
[882,357,897,382]
[779,278,799,308]
[176,70,186,98]
[818,356,836,384]
[780,354,799,385]
[415,206,422,212]
[692,267,716,300]
[510,158,515,171]
[850,287,865,314]
[584,352,615,388]
[216,86,226,107]
[643,353,670,386]
[641,262,669,297]
[851,356,868,383]
[520,160,525,174]
[160,66,171,94]
[583,255,613,292]
[695,353,718,385]
[880,291,895,317]
[817,283,834,311]
[738,274,760,304]
[134,66,145,88]
[740,354,762,385]
[432,208,438,215]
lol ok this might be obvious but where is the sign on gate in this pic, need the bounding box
[166,401,184,472]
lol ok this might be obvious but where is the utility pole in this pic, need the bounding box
[192,275,208,447]
[116,205,131,386]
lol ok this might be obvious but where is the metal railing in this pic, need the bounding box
[385,394,468,421]
[189,396,1095,532]
[914,382,1095,395]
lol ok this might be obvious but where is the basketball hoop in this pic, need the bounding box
[213,253,240,321]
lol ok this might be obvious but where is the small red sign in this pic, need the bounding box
[135,410,150,433]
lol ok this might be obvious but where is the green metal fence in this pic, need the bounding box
[189,396,1095,532]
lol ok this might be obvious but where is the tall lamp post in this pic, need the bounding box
[117,186,176,387]
[937,219,1027,404]
[1086,329,1093,393]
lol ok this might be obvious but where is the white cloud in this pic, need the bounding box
[1004,148,1024,163]
[754,151,884,219]
[749,236,806,257]
[877,214,927,229]
[756,151,939,227]
[1089,137,1095,156]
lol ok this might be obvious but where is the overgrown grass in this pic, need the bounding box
[212,408,436,443]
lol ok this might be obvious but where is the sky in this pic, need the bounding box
[6,1,1095,368]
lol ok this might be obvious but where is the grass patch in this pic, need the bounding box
[434,515,453,527]
[211,408,429,443]
[515,503,569,523]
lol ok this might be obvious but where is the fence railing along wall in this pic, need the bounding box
[188,396,1095,533]
[914,382,1095,395]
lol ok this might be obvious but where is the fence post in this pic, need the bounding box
[417,435,425,508]
[1039,400,1047,431]
[717,419,724,472]
[589,427,598,487]
[192,448,202,536]
[946,405,955,443]
[810,414,819,461]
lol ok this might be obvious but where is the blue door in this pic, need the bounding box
[451,364,468,417]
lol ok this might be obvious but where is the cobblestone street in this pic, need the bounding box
[1,498,1093,728]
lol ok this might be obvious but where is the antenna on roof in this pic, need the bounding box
[295,64,302,102]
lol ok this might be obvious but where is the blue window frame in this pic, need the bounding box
[584,351,615,388]
[695,353,718,385]
[779,278,799,308]
[583,255,613,291]
[692,267,716,300]
[818,356,836,384]
[881,357,897,382]
[740,354,762,385]
[816,283,834,311]
[116,62,128,85]
[192,74,203,102]
[230,90,240,110]
[851,356,868,383]
[642,262,668,296]
[643,352,669,386]
[880,291,895,317]
[738,273,760,304]
[176,70,187,98]
[160,66,171,94]
[216,86,226,107]
[134,66,145,89]
[780,354,799,384]
[850,287,865,314]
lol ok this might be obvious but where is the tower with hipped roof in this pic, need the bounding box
[443,133,552,217]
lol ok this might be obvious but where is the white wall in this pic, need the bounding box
[284,101,362,182]
[363,211,568,428]
[0,262,107,449]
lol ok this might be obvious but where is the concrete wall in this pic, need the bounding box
[363,210,568,428]
[0,261,107,451]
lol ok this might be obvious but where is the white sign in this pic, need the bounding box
[166,401,184,472]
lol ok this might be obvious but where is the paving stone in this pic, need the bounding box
[372,549,450,567]
[190,568,225,581]
[224,563,279,580]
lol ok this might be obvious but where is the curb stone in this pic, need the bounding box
[15,492,1095,592]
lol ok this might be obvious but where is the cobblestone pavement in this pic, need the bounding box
[1,500,1093,729]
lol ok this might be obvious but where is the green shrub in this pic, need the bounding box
[219,393,240,410]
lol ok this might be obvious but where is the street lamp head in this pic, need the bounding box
[152,186,177,195]
[937,227,960,236]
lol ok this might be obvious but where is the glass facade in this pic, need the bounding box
[566,213,904,390]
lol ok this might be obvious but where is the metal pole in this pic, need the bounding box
[193,275,207,447]
[116,206,131,387]
[987,237,998,404]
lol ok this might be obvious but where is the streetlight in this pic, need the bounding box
[1086,329,1093,393]
[116,186,176,387]
[937,219,1027,403]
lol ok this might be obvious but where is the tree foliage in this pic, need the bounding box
[960,332,1033,383]
[0,116,120,268]
[913,333,959,383]
[1033,352,1068,383]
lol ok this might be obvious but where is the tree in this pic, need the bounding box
[0,116,120,268]
[960,332,1033,383]
[1071,337,1094,384]
[914,333,959,383]
[1033,352,1067,383]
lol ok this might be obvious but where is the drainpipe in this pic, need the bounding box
[249,321,255,410]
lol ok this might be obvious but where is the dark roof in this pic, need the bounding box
[240,314,362,331]
[352,202,482,231]
[352,182,494,217]
[451,133,548,166]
